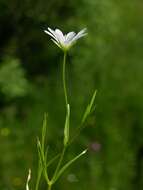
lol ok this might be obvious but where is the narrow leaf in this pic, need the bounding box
[42,113,48,151]
[26,169,31,190]
[53,149,87,183]
[81,89,97,124]
[35,164,42,190]
[37,138,50,184]
[47,153,60,168]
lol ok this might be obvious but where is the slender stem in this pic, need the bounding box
[50,52,68,183]
[48,184,52,190]
[52,146,66,183]
[63,52,68,106]
[35,164,42,190]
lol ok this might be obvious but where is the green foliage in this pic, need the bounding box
[0,0,143,190]
[36,110,87,190]
[0,58,28,98]
[53,149,87,183]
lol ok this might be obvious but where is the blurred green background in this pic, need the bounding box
[0,0,143,189]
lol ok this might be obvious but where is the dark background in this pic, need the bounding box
[0,0,143,189]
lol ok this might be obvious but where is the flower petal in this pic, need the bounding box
[71,28,87,43]
[44,30,58,42]
[44,27,87,51]
[48,27,60,42]
[77,28,87,36]
[48,27,56,36]
[55,29,65,43]
[51,39,61,49]
[65,32,76,42]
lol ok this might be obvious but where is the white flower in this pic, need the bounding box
[44,27,87,51]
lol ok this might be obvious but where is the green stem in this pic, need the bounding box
[35,164,42,190]
[63,52,68,106]
[50,52,68,184]
[52,146,66,183]
[48,184,52,190]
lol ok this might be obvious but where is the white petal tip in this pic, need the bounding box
[48,27,52,30]
[44,30,48,34]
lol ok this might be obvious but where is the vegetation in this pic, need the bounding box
[0,0,143,190]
